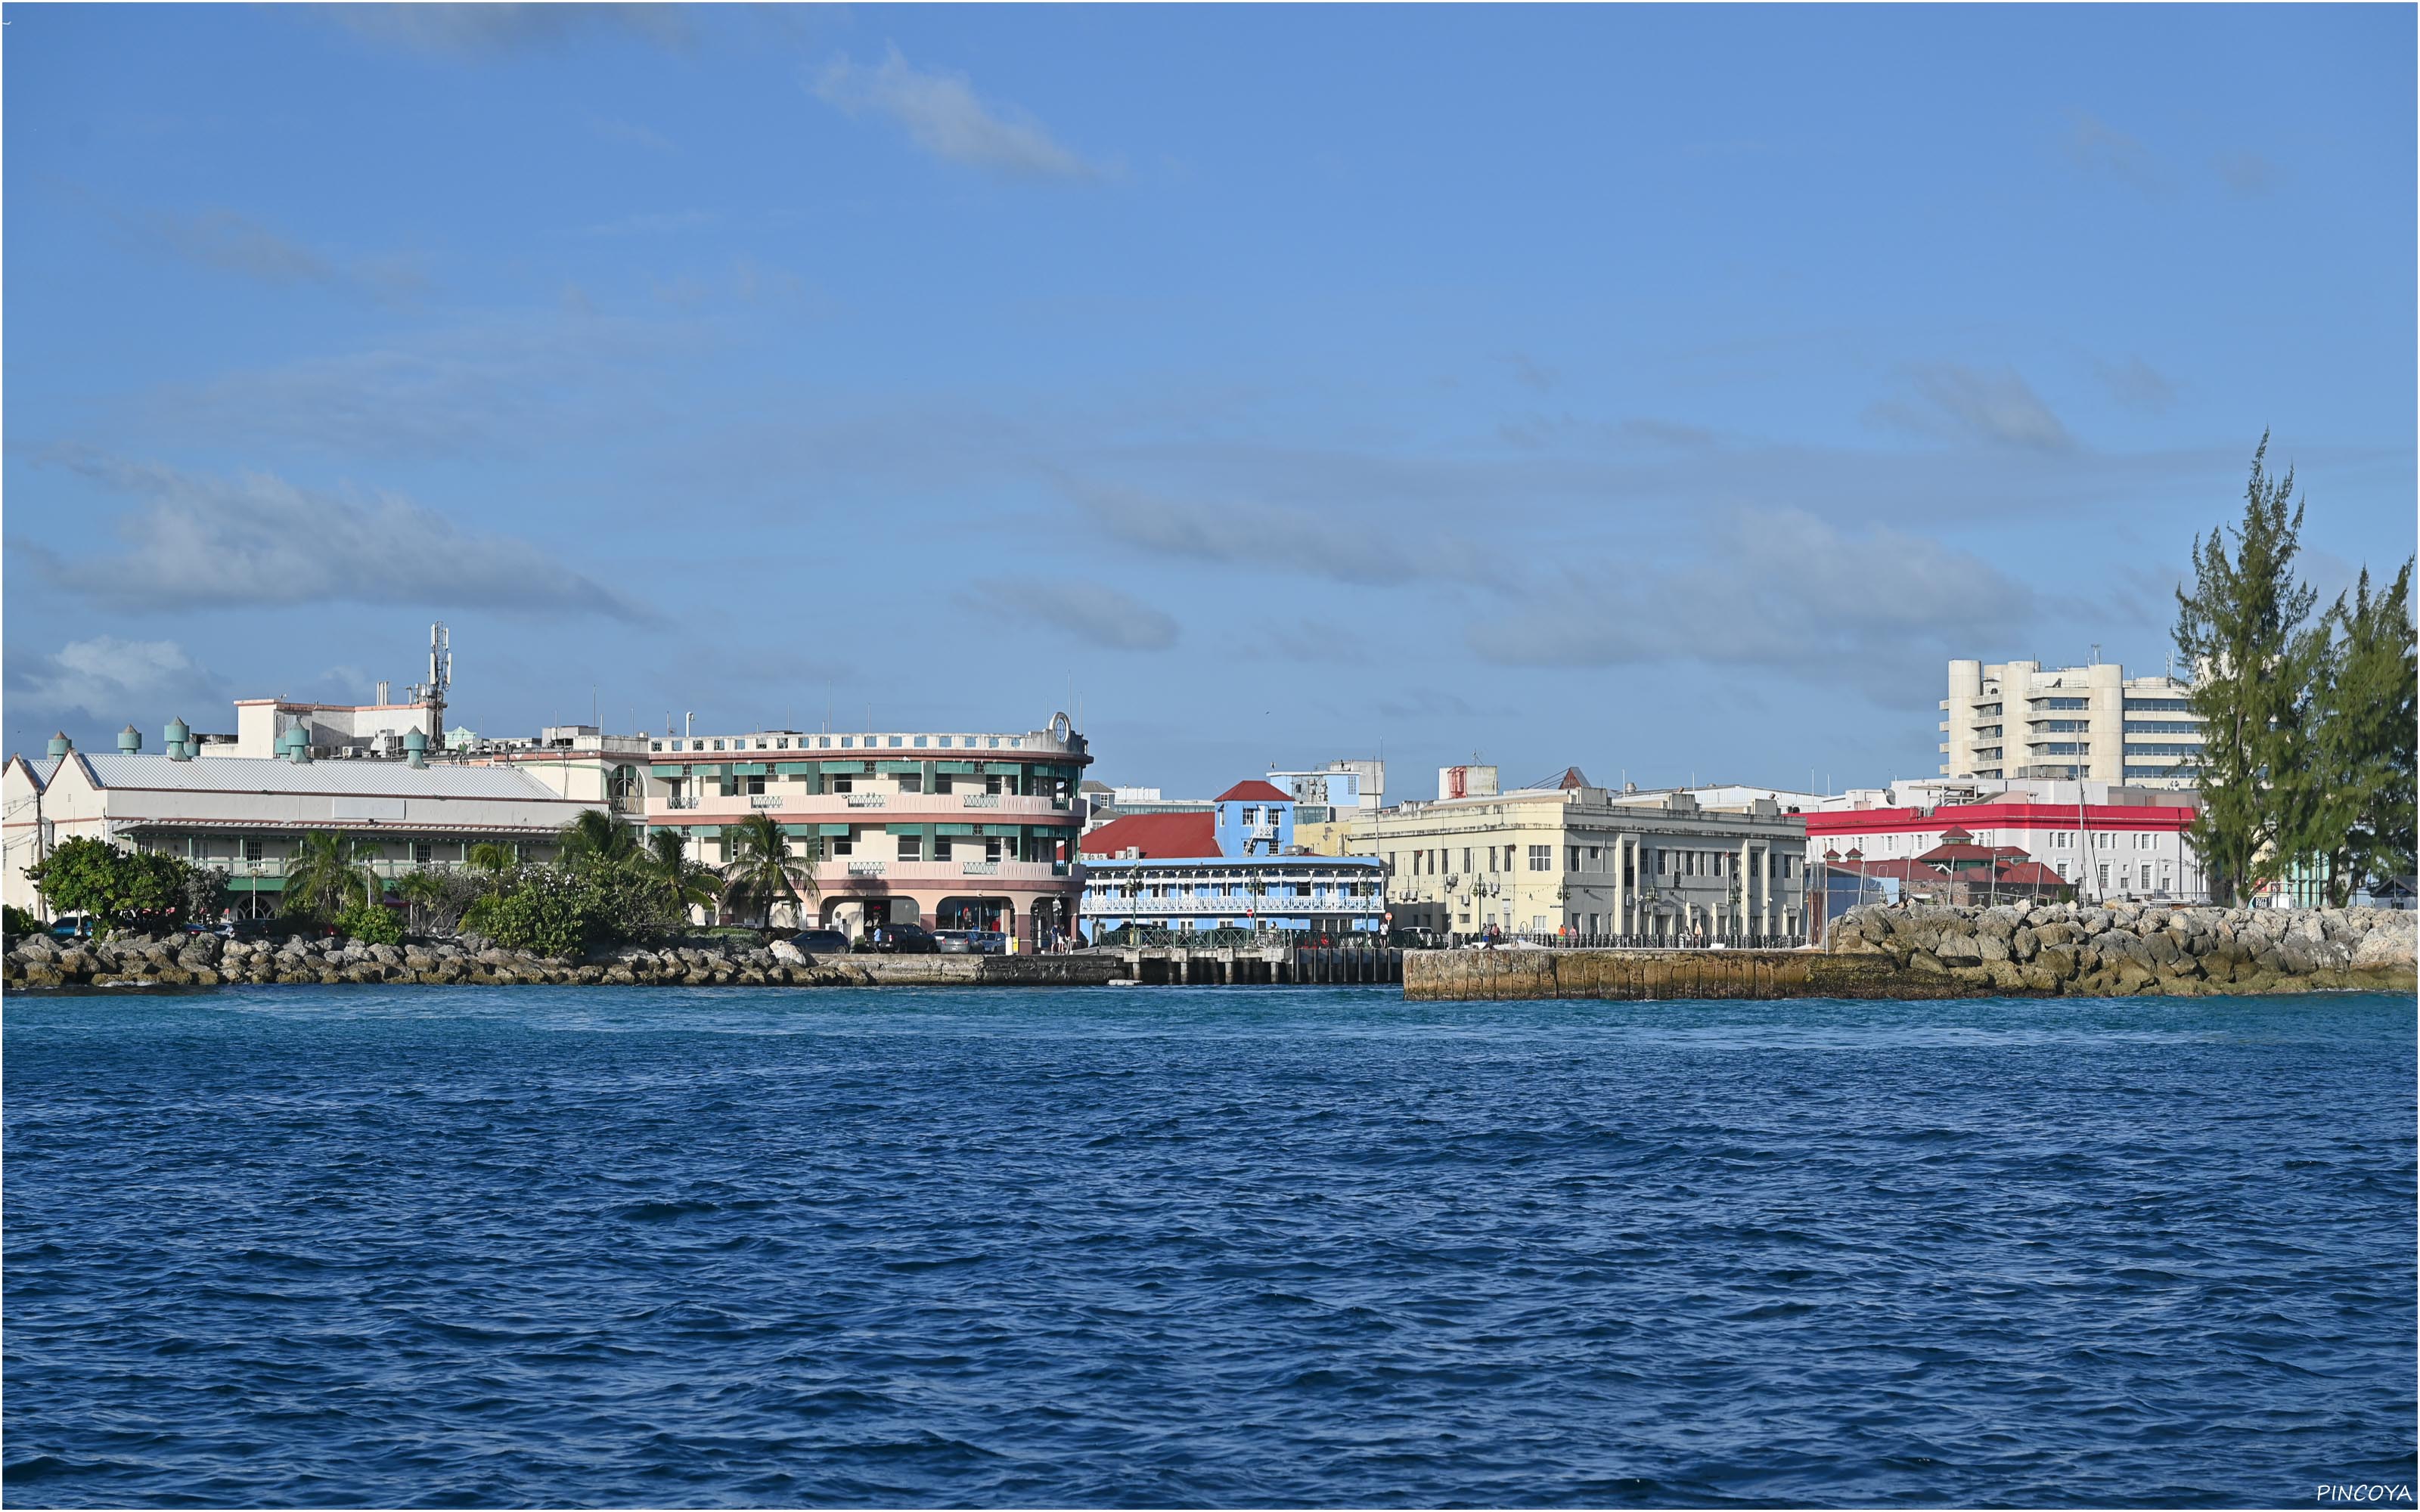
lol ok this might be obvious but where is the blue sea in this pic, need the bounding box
[4,986,2413,1507]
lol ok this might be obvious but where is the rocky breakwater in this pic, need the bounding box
[1824,901,2417,996]
[3,933,1125,989]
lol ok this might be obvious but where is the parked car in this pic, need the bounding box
[934,929,1009,955]
[49,913,92,940]
[868,922,941,955]
[788,928,852,958]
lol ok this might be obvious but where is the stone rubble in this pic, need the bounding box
[1822,900,2417,996]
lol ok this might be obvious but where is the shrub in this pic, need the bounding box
[23,837,213,935]
[2,903,39,939]
[332,903,405,946]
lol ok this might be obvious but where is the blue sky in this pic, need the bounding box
[6,3,2413,797]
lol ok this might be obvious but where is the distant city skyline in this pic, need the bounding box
[5,5,2413,795]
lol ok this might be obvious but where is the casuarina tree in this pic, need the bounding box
[2173,434,2329,904]
[2306,560,2418,902]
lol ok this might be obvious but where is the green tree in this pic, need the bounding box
[557,810,639,870]
[2309,560,2418,901]
[395,868,449,935]
[467,842,516,876]
[2173,435,2328,903]
[284,830,380,922]
[718,813,818,929]
[23,837,206,934]
[638,827,721,925]
[332,900,405,945]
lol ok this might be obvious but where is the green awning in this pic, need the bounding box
[649,764,684,776]
[885,822,931,837]
[696,764,728,779]
[779,823,815,838]
[816,823,852,837]
[935,823,978,835]
[774,762,811,775]
[877,760,924,774]
[820,760,869,773]
[935,761,979,774]
[731,762,769,776]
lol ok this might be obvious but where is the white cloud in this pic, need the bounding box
[1465,507,2041,703]
[1869,364,2074,451]
[813,46,1095,179]
[17,452,652,622]
[6,637,224,727]
[961,578,1178,651]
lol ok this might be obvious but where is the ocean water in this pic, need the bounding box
[3,985,2412,1508]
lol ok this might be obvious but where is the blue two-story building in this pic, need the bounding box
[1079,780,1384,938]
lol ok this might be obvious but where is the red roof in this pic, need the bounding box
[1080,811,1220,860]
[1993,861,2068,888]
[1215,779,1291,803]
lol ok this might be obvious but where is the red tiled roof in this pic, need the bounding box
[1215,779,1291,803]
[1993,861,2068,888]
[1081,811,1219,860]
[1915,841,2003,863]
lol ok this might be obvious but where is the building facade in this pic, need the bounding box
[628,716,1091,943]
[1807,781,2204,902]
[1942,659,2203,790]
[1359,770,1812,943]
[1079,779,1384,935]
[3,732,596,917]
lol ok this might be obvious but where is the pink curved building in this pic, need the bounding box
[638,715,1091,946]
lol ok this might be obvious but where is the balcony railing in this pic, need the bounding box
[845,860,886,877]
[667,795,700,810]
[962,793,1001,808]
[748,795,786,809]
[845,793,888,808]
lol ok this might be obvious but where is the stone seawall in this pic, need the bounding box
[2,933,1127,990]
[1405,903,2415,1002]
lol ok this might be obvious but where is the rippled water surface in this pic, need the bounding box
[5,987,2414,1507]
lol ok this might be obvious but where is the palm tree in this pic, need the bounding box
[285,830,379,920]
[395,869,448,935]
[558,809,639,869]
[719,813,819,930]
[639,828,722,925]
[467,842,516,876]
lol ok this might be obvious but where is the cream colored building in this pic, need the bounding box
[1352,771,1811,943]
[1943,660,2202,790]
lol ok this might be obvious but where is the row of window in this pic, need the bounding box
[2123,698,2195,713]
[1094,883,1377,900]
[2034,742,2086,756]
[2031,697,2091,710]
[2124,743,2199,757]
[2121,720,2202,735]
[650,734,1032,754]
[1392,841,1797,878]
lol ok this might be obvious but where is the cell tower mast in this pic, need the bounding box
[406,621,451,742]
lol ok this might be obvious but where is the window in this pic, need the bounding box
[412,842,433,864]
[1569,847,1580,870]
[1243,807,1260,825]
[743,775,767,795]
[243,838,265,863]
[986,837,1004,863]
[935,837,953,860]
[1462,847,1472,872]
[2054,861,2068,880]
[1529,845,1552,871]
[2040,720,2090,733]
[897,773,923,794]
[840,737,854,748]
[898,835,923,862]
[2097,864,2109,890]
[712,740,725,751]
[914,736,928,748]
[832,832,855,857]
[889,736,905,748]
[2034,697,2090,710]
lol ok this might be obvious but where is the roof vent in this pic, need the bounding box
[47,732,72,758]
[119,725,142,754]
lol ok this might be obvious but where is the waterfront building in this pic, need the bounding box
[2,729,595,917]
[1942,658,2203,789]
[1357,766,1811,942]
[1807,779,2203,901]
[1079,779,1384,935]
[628,715,1091,944]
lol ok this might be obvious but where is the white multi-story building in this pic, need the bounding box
[1941,659,2203,791]
[1810,777,2204,901]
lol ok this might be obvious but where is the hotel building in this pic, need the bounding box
[625,715,1091,944]
[1942,659,2204,790]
